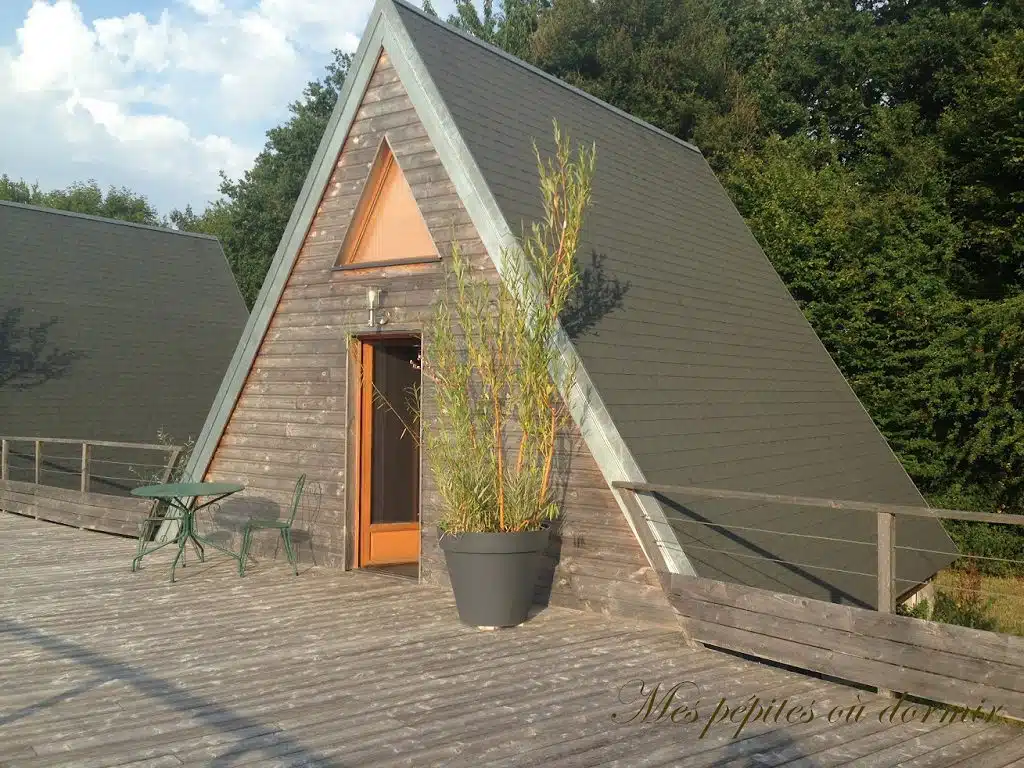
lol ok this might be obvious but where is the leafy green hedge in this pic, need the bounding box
[943,520,1024,577]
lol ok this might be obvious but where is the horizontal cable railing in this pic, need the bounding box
[613,480,1024,711]
[612,480,1024,619]
[1,436,183,496]
[1,436,186,539]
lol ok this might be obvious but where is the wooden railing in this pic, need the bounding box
[0,436,183,538]
[612,480,1024,719]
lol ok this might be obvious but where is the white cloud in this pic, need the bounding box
[185,0,225,16]
[94,12,174,74]
[0,0,442,214]
[10,0,115,94]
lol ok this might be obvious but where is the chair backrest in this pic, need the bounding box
[286,474,308,525]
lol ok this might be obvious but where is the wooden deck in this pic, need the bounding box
[2,512,1022,767]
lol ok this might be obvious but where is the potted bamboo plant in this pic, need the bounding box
[418,124,596,628]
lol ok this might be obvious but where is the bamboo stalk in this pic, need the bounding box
[539,406,557,503]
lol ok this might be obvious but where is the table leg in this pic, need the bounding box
[170,526,188,583]
[187,511,205,563]
[135,491,246,581]
[132,535,176,572]
[168,497,195,583]
[132,498,189,574]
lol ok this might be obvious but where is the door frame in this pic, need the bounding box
[351,332,422,569]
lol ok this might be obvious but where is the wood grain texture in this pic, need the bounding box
[0,480,152,537]
[197,51,675,626]
[2,513,1021,768]
[666,573,1024,719]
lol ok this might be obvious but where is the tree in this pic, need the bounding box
[0,175,38,204]
[940,30,1024,298]
[530,0,754,158]
[167,201,235,244]
[0,176,159,225]
[446,0,549,60]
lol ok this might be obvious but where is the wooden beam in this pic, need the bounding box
[877,511,895,614]
[0,436,182,453]
[159,447,183,484]
[1,439,8,482]
[612,481,1024,527]
[358,341,374,568]
[34,440,42,485]
[615,486,672,577]
[665,574,1024,717]
[876,509,896,698]
[80,443,91,493]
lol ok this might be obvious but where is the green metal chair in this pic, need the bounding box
[239,474,306,577]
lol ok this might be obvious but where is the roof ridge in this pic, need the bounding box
[0,199,220,242]
[389,0,703,156]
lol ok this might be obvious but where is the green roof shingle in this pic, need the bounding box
[0,201,248,452]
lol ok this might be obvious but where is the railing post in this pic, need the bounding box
[877,510,895,613]
[34,440,42,485]
[1,439,8,481]
[877,509,896,698]
[159,447,183,485]
[80,442,91,493]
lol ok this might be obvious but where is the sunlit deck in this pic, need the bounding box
[2,511,1021,767]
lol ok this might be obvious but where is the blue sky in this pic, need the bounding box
[0,0,456,215]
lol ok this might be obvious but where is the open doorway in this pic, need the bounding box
[354,336,421,579]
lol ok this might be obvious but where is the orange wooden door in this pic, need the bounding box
[358,338,421,566]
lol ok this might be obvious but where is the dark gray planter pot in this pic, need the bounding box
[438,525,550,628]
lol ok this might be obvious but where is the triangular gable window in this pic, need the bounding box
[335,138,439,269]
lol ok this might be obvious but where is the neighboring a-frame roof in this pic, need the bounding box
[184,0,958,607]
[0,200,248,451]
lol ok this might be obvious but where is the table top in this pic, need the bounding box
[131,482,244,499]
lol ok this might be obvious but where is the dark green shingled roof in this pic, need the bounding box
[0,201,248,450]
[392,1,957,606]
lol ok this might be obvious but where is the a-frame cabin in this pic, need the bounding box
[184,0,957,623]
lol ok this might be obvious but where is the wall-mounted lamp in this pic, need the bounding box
[366,285,389,328]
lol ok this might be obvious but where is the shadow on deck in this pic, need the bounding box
[1,512,1021,767]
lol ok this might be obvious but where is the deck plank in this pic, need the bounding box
[2,512,1021,767]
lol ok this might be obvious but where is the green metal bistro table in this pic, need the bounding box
[131,482,244,583]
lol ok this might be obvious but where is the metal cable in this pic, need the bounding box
[668,517,875,547]
[86,473,151,484]
[669,541,881,580]
[31,469,148,484]
[896,544,1024,567]
[87,459,173,468]
[23,454,81,463]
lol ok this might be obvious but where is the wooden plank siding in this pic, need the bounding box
[199,50,677,627]
[0,479,151,537]
[665,573,1024,720]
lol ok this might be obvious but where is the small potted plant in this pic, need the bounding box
[417,123,596,628]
